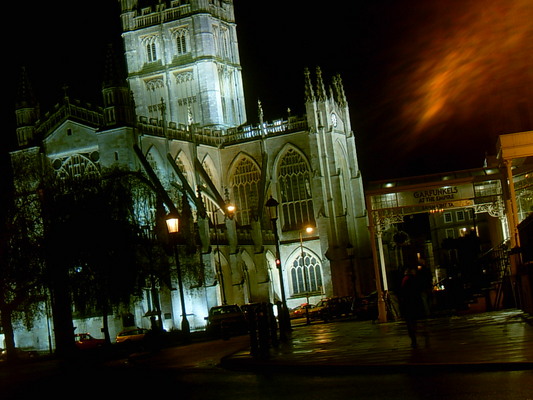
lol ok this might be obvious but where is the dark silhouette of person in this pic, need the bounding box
[417,262,433,317]
[399,266,424,348]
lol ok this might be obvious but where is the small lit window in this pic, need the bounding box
[444,212,452,223]
[456,210,465,221]
[147,42,157,62]
[176,31,188,55]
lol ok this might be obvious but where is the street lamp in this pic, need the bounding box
[299,226,314,325]
[165,212,190,339]
[265,195,291,340]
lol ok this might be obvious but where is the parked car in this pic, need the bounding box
[206,305,248,339]
[308,299,331,321]
[115,328,149,344]
[307,297,357,322]
[289,303,315,319]
[74,333,105,350]
[240,302,262,316]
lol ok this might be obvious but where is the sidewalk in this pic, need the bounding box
[221,309,533,373]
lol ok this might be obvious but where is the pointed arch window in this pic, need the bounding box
[175,29,189,55]
[142,36,159,63]
[291,251,323,295]
[231,157,260,226]
[278,148,315,230]
[147,42,157,62]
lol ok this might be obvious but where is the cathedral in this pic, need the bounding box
[11,0,371,350]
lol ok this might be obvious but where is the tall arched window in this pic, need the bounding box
[290,251,323,295]
[231,157,260,226]
[278,148,314,230]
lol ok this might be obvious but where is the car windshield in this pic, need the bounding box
[211,306,241,315]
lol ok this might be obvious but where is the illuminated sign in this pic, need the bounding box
[398,184,474,207]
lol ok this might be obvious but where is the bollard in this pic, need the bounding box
[257,303,270,358]
[267,302,279,347]
[247,307,259,357]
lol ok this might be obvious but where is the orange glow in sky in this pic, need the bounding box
[389,0,533,153]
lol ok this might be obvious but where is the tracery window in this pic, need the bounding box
[278,148,315,230]
[142,36,158,63]
[147,42,157,62]
[291,251,323,295]
[53,153,100,181]
[213,25,232,60]
[231,157,260,226]
[175,29,188,55]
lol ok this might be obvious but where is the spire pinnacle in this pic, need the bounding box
[315,66,326,101]
[304,68,315,103]
[332,74,347,107]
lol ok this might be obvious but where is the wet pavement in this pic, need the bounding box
[221,309,533,373]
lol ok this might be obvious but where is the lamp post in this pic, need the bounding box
[165,213,190,339]
[265,195,291,340]
[299,226,314,325]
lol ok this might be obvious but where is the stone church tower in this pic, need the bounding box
[10,0,372,347]
[119,0,246,128]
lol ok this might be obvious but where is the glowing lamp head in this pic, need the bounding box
[165,213,179,234]
[265,196,279,220]
[226,204,236,216]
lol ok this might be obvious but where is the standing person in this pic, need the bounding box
[417,262,433,318]
[399,266,424,348]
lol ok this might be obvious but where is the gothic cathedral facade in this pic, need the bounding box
[11,0,371,347]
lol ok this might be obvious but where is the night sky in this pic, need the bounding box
[8,0,533,182]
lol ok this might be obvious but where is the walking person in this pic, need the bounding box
[399,266,424,348]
